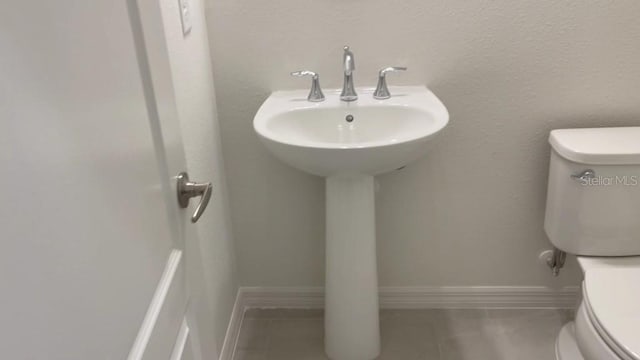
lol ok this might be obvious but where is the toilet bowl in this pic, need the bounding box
[556,257,640,360]
[543,127,640,360]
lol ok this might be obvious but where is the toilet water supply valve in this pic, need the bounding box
[542,248,567,276]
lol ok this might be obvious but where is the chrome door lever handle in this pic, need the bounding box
[176,172,212,223]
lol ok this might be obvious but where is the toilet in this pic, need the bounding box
[544,127,640,360]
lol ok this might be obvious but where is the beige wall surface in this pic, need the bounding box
[160,0,238,354]
[205,0,640,288]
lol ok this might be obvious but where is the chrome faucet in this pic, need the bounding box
[373,67,407,100]
[340,46,357,101]
[291,70,325,102]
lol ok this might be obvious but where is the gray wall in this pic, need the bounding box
[205,0,640,288]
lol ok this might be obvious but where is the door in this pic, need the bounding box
[0,1,206,359]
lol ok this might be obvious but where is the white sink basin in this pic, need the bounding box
[253,85,448,360]
[254,86,449,176]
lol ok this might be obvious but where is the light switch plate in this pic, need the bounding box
[178,0,192,35]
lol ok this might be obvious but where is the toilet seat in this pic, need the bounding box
[580,268,640,360]
[574,303,620,360]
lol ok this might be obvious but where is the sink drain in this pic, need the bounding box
[345,114,354,123]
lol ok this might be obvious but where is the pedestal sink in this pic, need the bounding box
[253,86,449,360]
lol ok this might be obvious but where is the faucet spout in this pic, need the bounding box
[340,46,358,101]
[343,46,355,75]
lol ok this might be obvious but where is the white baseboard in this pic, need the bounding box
[218,291,244,360]
[242,287,325,309]
[239,285,580,310]
[219,285,580,359]
[378,286,580,309]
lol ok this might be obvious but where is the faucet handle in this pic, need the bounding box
[291,70,317,77]
[379,66,407,75]
[291,70,325,102]
[373,67,407,100]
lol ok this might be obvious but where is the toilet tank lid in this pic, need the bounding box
[549,127,640,165]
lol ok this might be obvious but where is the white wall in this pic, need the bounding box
[205,0,640,289]
[159,0,237,355]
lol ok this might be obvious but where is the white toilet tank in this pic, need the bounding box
[544,127,640,256]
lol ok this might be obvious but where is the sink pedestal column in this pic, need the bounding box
[325,175,380,360]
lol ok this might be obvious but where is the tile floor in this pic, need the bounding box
[233,308,573,360]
